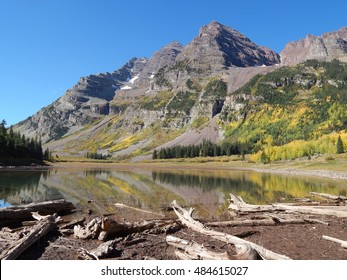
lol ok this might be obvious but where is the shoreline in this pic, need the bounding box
[248,167,347,181]
[1,158,347,181]
[43,159,347,181]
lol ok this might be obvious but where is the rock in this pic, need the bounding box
[281,27,347,65]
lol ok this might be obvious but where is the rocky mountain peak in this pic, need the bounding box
[281,27,347,65]
[198,20,243,39]
[176,21,280,70]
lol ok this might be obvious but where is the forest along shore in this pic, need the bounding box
[0,192,346,260]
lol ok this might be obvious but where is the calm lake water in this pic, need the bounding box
[1,168,347,220]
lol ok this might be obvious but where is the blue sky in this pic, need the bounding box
[1,0,347,126]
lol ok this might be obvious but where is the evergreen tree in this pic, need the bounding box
[152,149,158,159]
[0,120,6,156]
[0,119,44,164]
[43,148,52,161]
[336,136,344,154]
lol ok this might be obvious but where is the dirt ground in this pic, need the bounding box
[13,209,347,260]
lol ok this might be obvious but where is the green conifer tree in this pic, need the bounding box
[336,135,344,154]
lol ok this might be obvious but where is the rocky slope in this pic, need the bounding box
[281,27,347,65]
[14,58,147,142]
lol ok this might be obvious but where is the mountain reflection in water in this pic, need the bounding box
[1,168,347,220]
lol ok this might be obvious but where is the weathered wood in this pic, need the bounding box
[310,192,347,201]
[322,235,347,249]
[74,217,181,241]
[172,200,291,260]
[167,235,232,260]
[0,199,75,225]
[92,239,122,258]
[60,217,86,230]
[228,194,280,214]
[303,218,329,226]
[78,248,99,260]
[206,212,329,228]
[79,239,122,260]
[205,218,276,227]
[233,243,260,260]
[272,204,347,218]
[229,194,347,218]
[269,215,329,226]
[31,212,51,221]
[166,235,259,260]
[114,203,165,217]
[74,217,103,240]
[0,214,61,260]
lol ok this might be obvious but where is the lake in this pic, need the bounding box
[1,167,347,220]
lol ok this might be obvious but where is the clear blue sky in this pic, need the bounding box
[1,0,346,126]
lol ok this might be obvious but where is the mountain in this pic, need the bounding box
[176,21,280,70]
[281,27,347,65]
[13,22,347,161]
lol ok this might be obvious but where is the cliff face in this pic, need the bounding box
[281,27,347,65]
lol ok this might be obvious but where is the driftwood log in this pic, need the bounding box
[322,235,347,249]
[74,217,181,241]
[228,194,276,214]
[0,199,75,225]
[309,192,347,202]
[0,214,61,260]
[166,235,259,260]
[229,194,347,218]
[60,217,86,230]
[205,215,328,227]
[171,200,291,260]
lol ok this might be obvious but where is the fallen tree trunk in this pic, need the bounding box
[166,235,259,260]
[229,194,347,218]
[228,194,281,214]
[0,199,75,225]
[272,204,347,218]
[309,192,347,202]
[322,235,347,249]
[0,214,61,260]
[205,216,327,227]
[205,218,276,227]
[74,217,181,241]
[172,200,291,260]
